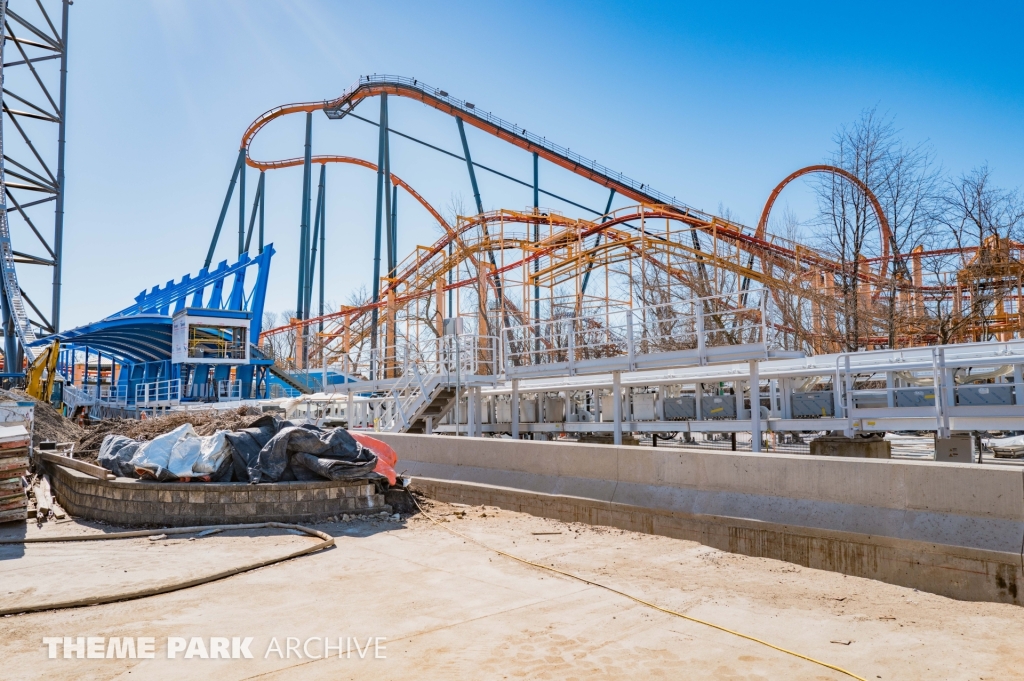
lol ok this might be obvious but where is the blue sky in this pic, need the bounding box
[40,0,1024,328]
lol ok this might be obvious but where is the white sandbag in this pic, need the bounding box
[167,429,204,478]
[190,431,230,475]
[131,424,232,479]
[986,434,1024,448]
[132,423,196,477]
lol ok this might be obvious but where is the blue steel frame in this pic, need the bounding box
[31,246,276,403]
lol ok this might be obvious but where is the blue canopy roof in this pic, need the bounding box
[39,315,171,363]
[30,246,274,366]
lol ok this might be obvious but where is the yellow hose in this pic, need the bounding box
[412,497,867,681]
[0,522,334,617]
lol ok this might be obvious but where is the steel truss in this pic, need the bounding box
[192,74,1024,405]
[0,0,69,368]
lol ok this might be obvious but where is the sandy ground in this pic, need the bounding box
[1,499,1022,680]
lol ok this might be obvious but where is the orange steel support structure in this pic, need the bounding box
[228,76,1024,378]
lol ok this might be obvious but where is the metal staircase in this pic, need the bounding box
[268,363,314,396]
[374,335,490,433]
[250,343,314,396]
[383,370,458,433]
[405,385,457,433]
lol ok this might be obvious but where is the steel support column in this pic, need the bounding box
[612,371,623,446]
[749,360,761,452]
[457,117,484,215]
[205,149,245,269]
[238,154,245,256]
[532,152,539,336]
[0,290,14,369]
[370,94,388,370]
[258,171,265,253]
[243,171,264,253]
[305,164,325,318]
[511,378,520,438]
[390,185,398,278]
[296,112,313,318]
[383,104,394,278]
[51,0,70,333]
[456,116,503,307]
[580,188,616,295]
[318,171,326,332]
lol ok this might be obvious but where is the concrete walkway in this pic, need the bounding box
[2,502,1023,679]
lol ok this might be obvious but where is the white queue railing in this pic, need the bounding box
[503,291,767,376]
[135,378,182,407]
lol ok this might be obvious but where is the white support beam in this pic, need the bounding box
[511,378,520,438]
[612,371,622,446]
[750,360,761,453]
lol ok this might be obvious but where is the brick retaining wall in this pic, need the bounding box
[47,463,388,526]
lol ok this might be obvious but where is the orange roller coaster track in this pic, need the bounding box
[217,74,1024,377]
[241,75,710,221]
[757,164,893,264]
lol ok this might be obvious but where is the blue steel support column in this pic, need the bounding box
[532,152,539,326]
[383,103,394,279]
[580,188,616,295]
[0,289,14,370]
[390,185,398,277]
[296,112,313,318]
[457,118,484,215]
[533,153,539,358]
[51,0,70,334]
[258,171,265,253]
[305,164,325,318]
[248,245,275,340]
[370,94,388,370]
[204,149,246,269]
[243,171,263,253]
[456,116,503,326]
[238,158,245,256]
[319,174,326,327]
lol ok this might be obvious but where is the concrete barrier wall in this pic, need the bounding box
[375,433,1024,605]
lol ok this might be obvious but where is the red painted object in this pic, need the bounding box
[349,432,397,486]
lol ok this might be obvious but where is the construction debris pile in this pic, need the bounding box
[0,389,85,447]
[0,424,30,523]
[77,406,264,454]
[97,414,398,486]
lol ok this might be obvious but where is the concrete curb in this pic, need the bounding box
[375,433,1024,604]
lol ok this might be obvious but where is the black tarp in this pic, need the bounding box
[98,416,380,484]
[97,435,144,478]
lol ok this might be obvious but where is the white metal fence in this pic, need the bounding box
[135,378,182,407]
[503,291,767,377]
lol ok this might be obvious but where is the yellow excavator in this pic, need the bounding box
[26,339,60,402]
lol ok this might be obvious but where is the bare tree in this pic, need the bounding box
[942,164,1024,249]
[812,109,951,350]
[876,137,943,346]
[939,165,1024,341]
[260,309,297,366]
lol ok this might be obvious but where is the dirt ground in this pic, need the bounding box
[1,498,1022,680]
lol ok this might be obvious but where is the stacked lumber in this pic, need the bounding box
[0,423,30,523]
